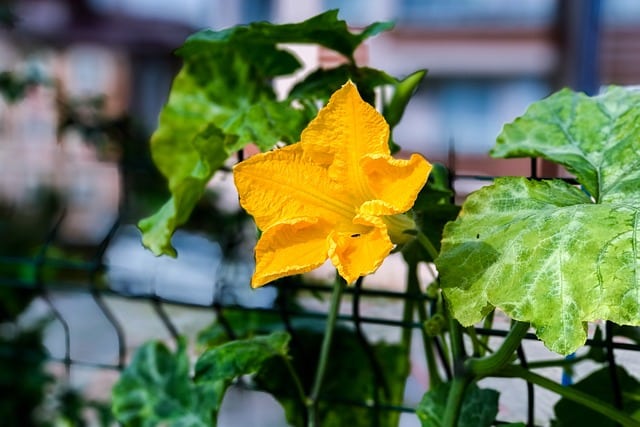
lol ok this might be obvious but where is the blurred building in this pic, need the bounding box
[1,0,640,241]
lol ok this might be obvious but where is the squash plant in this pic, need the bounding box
[112,10,640,427]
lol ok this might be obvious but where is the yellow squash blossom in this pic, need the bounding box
[233,81,432,287]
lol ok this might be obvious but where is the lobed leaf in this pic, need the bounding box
[438,87,640,355]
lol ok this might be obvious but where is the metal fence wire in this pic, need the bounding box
[2,155,640,426]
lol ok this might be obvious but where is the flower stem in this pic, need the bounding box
[307,276,345,427]
[497,365,640,427]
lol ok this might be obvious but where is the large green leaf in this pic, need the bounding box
[416,382,499,427]
[437,177,640,354]
[139,11,393,256]
[437,87,640,355]
[552,366,640,426]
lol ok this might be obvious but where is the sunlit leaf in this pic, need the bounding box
[437,87,640,355]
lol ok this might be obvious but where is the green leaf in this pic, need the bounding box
[491,86,640,204]
[416,382,499,427]
[138,50,308,255]
[383,69,426,129]
[438,87,640,355]
[437,177,640,354]
[138,122,231,256]
[552,366,640,426]
[111,338,213,427]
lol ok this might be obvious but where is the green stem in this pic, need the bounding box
[466,321,529,377]
[442,376,472,427]
[497,365,640,427]
[441,312,470,427]
[307,277,345,427]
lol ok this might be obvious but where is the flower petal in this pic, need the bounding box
[252,218,331,287]
[328,225,393,284]
[300,81,390,190]
[233,144,354,231]
[361,153,432,212]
